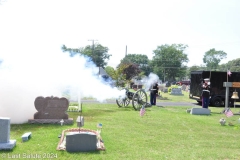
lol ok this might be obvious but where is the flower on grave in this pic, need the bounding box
[219,118,226,126]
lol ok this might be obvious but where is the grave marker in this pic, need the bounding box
[28,96,73,124]
[66,132,97,152]
[190,108,211,115]
[0,117,16,150]
[170,88,183,95]
[0,117,10,143]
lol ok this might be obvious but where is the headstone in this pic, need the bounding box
[132,84,143,89]
[190,108,211,115]
[185,85,189,92]
[21,132,32,142]
[0,117,10,143]
[0,117,16,150]
[163,88,168,93]
[34,96,69,119]
[186,109,191,113]
[66,132,97,152]
[170,88,183,95]
[76,116,84,127]
[181,84,187,91]
[28,96,73,124]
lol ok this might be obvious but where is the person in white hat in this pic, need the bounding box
[202,78,211,108]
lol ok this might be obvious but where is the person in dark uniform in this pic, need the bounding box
[202,78,210,108]
[150,82,159,105]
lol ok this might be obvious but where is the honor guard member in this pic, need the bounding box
[202,78,210,108]
[150,81,158,105]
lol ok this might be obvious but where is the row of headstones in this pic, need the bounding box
[0,96,74,150]
[67,109,81,112]
[1,95,100,152]
[0,116,98,152]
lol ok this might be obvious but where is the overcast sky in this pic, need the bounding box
[0,0,240,68]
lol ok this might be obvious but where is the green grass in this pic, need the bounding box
[157,90,194,102]
[1,97,240,160]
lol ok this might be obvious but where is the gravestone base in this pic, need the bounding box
[190,108,211,115]
[28,118,73,125]
[0,140,16,150]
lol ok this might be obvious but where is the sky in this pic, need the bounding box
[0,0,240,123]
[1,0,240,68]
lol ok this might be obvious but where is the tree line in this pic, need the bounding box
[62,43,240,86]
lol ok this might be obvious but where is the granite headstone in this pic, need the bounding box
[66,132,97,152]
[28,96,73,124]
[0,117,16,150]
[0,117,10,143]
[34,96,69,119]
[170,88,183,95]
[190,108,211,115]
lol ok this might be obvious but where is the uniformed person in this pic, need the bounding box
[202,78,210,108]
[150,82,159,105]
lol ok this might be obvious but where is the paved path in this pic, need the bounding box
[77,99,200,107]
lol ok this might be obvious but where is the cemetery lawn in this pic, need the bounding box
[156,90,194,102]
[1,104,240,159]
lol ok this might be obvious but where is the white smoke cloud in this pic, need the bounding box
[142,73,160,91]
[0,1,127,124]
[0,44,126,124]
[0,1,157,124]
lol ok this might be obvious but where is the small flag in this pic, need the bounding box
[224,108,233,117]
[97,123,102,128]
[227,70,232,76]
[140,106,146,116]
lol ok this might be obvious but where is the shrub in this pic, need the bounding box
[168,85,179,93]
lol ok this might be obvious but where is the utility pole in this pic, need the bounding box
[125,45,127,56]
[88,39,100,75]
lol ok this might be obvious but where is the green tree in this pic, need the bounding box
[219,58,240,72]
[228,58,240,72]
[121,54,152,76]
[105,64,128,87]
[62,43,111,68]
[120,62,141,81]
[189,65,207,72]
[218,63,228,72]
[189,65,201,72]
[151,44,189,82]
[105,66,115,76]
[203,48,227,70]
[188,65,207,79]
